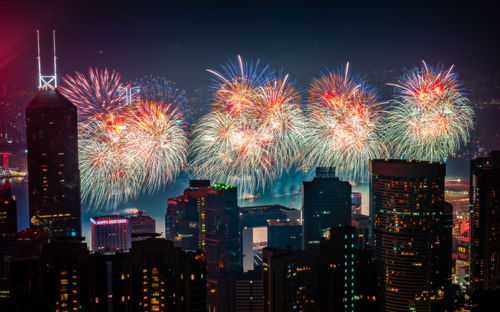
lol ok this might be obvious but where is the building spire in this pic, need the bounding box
[37,30,57,90]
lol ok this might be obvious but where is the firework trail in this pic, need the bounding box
[59,68,128,120]
[190,56,305,195]
[304,63,385,182]
[206,55,271,114]
[384,61,474,161]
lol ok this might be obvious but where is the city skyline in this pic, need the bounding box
[1,1,499,311]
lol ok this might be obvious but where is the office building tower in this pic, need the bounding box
[470,151,500,303]
[91,215,131,253]
[206,183,241,311]
[263,247,319,312]
[369,159,452,312]
[129,237,206,312]
[167,181,240,311]
[263,226,376,312]
[0,180,16,240]
[303,167,351,249]
[26,89,81,237]
[267,219,302,250]
[128,210,156,241]
[166,180,211,252]
[0,180,16,306]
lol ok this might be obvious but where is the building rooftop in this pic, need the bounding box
[26,89,75,110]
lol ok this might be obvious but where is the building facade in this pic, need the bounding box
[26,90,81,237]
[90,215,131,253]
[369,159,452,312]
[302,167,351,250]
[470,151,500,303]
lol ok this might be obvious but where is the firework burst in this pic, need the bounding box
[126,101,188,193]
[385,61,474,161]
[190,56,305,195]
[136,76,188,118]
[79,114,141,208]
[304,63,385,181]
[206,55,271,114]
[59,68,129,120]
[79,100,188,210]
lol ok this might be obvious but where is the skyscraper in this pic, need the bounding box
[0,180,16,306]
[470,151,500,303]
[262,227,375,312]
[206,183,241,311]
[302,167,351,250]
[26,89,81,237]
[90,215,131,253]
[167,181,241,311]
[166,180,211,252]
[0,180,16,240]
[129,237,206,311]
[369,159,451,312]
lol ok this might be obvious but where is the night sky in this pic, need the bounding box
[1,0,499,92]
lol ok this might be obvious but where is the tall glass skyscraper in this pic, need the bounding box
[26,90,81,237]
[369,159,451,312]
[302,167,351,250]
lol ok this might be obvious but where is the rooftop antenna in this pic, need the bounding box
[37,30,57,90]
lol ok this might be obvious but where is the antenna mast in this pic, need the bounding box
[36,29,58,90]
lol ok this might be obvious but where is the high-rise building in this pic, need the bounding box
[206,183,241,311]
[263,226,376,312]
[26,89,81,237]
[470,151,500,304]
[129,237,206,311]
[0,180,16,306]
[90,215,131,253]
[263,247,319,312]
[369,159,452,312]
[128,210,156,241]
[167,180,241,311]
[166,180,211,252]
[0,180,16,240]
[302,167,351,250]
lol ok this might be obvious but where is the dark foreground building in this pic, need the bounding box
[302,167,351,250]
[369,159,452,312]
[469,151,500,307]
[26,89,81,237]
[167,180,241,311]
[8,237,206,312]
[262,227,377,312]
